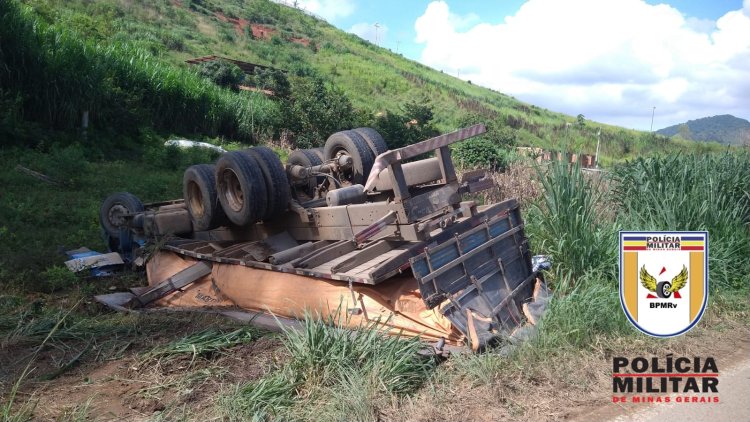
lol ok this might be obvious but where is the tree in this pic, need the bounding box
[458,113,517,148]
[576,113,586,128]
[284,75,355,148]
[452,138,508,171]
[198,60,245,91]
[369,101,439,149]
[253,68,291,99]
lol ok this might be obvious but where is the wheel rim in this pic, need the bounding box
[334,149,355,186]
[107,203,129,228]
[662,282,672,298]
[220,168,244,212]
[187,180,205,217]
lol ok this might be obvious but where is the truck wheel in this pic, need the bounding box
[656,281,672,298]
[353,127,388,156]
[324,130,375,186]
[245,146,291,219]
[183,164,227,231]
[288,149,324,195]
[215,151,267,226]
[99,192,144,238]
[311,147,325,162]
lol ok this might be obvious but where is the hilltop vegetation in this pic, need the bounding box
[657,114,750,146]
[0,0,728,162]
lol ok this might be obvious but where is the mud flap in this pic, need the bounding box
[410,203,535,350]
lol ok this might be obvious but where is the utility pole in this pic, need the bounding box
[650,106,656,132]
[595,128,601,169]
[374,23,380,45]
[396,40,400,53]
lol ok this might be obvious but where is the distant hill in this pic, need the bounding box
[657,115,750,146]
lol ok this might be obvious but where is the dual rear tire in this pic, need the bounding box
[185,128,386,227]
[183,164,228,231]
[185,147,290,228]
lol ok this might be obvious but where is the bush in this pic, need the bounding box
[452,138,509,170]
[369,101,440,150]
[198,59,245,90]
[283,75,355,148]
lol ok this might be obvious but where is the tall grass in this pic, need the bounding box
[529,161,616,282]
[141,327,258,363]
[0,0,280,147]
[219,312,435,421]
[612,153,750,290]
[527,152,749,350]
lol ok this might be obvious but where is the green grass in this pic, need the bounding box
[218,312,435,421]
[142,327,259,363]
[0,144,216,280]
[524,151,750,350]
[1,0,280,149]
[611,152,750,289]
[528,161,616,280]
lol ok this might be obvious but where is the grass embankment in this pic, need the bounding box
[1,0,279,151]
[17,0,731,162]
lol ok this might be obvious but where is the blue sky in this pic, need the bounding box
[296,0,750,130]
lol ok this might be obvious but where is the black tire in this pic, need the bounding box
[311,147,325,162]
[324,130,375,186]
[353,127,388,156]
[244,146,291,219]
[215,151,267,226]
[183,164,227,231]
[288,148,324,194]
[99,192,144,238]
[656,281,672,298]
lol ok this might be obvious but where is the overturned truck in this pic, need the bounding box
[96,124,548,351]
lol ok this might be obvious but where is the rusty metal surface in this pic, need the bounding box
[162,237,412,285]
[372,158,443,191]
[410,199,534,350]
[364,124,486,192]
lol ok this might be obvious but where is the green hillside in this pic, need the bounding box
[657,114,750,146]
[5,0,728,161]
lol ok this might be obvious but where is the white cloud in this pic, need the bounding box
[296,0,355,22]
[414,0,750,129]
[349,22,389,45]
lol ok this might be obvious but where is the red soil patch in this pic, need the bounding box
[214,15,313,47]
[290,37,311,47]
[250,23,277,40]
[215,12,251,37]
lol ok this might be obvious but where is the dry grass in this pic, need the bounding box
[461,161,545,208]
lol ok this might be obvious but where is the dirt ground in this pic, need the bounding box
[393,318,750,422]
[7,335,284,420]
